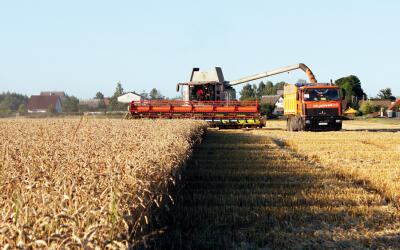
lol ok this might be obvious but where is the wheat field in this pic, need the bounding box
[254,120,400,205]
[0,118,206,248]
[3,118,400,248]
[157,128,400,248]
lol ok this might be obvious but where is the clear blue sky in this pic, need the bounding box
[1,0,399,99]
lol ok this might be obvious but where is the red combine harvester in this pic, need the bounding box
[129,63,318,128]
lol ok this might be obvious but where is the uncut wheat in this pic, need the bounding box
[0,118,206,248]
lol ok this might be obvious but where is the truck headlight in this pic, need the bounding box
[336,120,341,123]
[305,120,310,124]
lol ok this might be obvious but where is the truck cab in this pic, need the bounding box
[284,83,342,131]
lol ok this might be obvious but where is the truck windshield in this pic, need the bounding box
[303,88,340,101]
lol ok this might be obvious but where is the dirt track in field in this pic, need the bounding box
[155,130,400,249]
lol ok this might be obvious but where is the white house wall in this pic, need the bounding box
[276,97,284,108]
[118,93,144,103]
[27,109,46,113]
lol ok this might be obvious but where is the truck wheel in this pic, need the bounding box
[288,118,298,131]
[287,119,292,131]
[296,117,304,131]
[335,124,342,131]
[292,118,298,131]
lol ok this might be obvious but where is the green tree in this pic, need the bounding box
[95,91,104,99]
[109,82,128,111]
[149,88,164,100]
[274,81,286,93]
[18,103,27,115]
[47,105,57,115]
[0,103,11,117]
[93,91,106,111]
[239,84,256,100]
[256,81,265,99]
[260,103,276,118]
[97,99,107,110]
[114,82,123,96]
[78,104,91,112]
[335,75,366,108]
[261,81,275,95]
[0,92,29,113]
[241,80,286,101]
[359,101,376,115]
[62,96,79,112]
[377,88,394,100]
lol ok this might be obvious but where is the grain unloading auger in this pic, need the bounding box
[129,63,317,128]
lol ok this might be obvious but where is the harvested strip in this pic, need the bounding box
[157,130,400,249]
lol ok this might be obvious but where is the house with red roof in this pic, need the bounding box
[27,95,62,113]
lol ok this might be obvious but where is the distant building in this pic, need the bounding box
[261,95,280,105]
[79,99,101,108]
[358,99,392,108]
[388,99,400,111]
[117,92,146,103]
[261,95,284,115]
[27,95,62,113]
[40,91,66,101]
[387,99,400,118]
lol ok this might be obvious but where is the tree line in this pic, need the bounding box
[0,82,168,116]
[239,81,286,100]
[0,92,29,117]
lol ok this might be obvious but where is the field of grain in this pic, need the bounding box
[157,129,400,248]
[3,118,400,248]
[0,118,206,248]
[254,120,400,205]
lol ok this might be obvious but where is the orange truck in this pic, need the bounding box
[284,83,342,131]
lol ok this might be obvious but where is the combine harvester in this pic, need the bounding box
[129,63,328,128]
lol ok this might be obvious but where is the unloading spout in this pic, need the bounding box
[228,63,317,86]
[298,63,317,83]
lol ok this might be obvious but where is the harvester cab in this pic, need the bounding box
[176,67,236,102]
